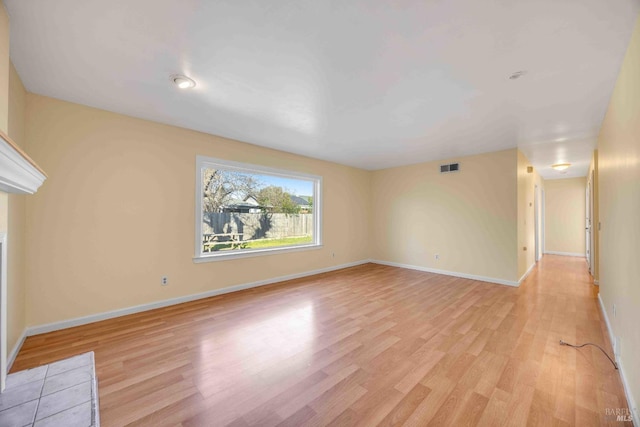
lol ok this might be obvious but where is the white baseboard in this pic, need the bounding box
[519,262,536,284]
[26,260,370,337]
[7,328,26,371]
[370,259,519,287]
[598,293,639,426]
[544,251,586,257]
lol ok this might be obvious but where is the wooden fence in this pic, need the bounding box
[203,213,313,240]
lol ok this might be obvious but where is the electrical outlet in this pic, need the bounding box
[332,252,335,258]
[613,304,617,318]
[161,276,168,286]
[435,254,440,260]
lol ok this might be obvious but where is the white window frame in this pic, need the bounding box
[193,155,322,262]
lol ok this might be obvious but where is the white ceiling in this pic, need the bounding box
[5,0,639,177]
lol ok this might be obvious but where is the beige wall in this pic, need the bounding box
[0,1,8,133]
[0,2,10,236]
[597,14,640,419]
[370,149,519,283]
[7,63,27,356]
[516,150,543,279]
[2,0,31,359]
[544,178,586,255]
[24,94,371,326]
[0,0,11,363]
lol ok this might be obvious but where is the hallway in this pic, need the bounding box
[511,255,628,425]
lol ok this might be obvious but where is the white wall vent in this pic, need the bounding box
[440,162,460,173]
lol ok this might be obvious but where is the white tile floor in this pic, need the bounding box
[0,352,99,427]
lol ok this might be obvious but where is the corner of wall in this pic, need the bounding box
[371,149,520,284]
[516,150,536,279]
[6,61,29,362]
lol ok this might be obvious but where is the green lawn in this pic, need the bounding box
[204,235,313,252]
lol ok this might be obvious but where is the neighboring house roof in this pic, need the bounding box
[290,195,310,206]
[223,195,263,211]
[223,195,260,205]
[243,196,260,206]
[223,194,309,211]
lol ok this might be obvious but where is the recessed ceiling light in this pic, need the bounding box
[170,74,196,89]
[509,71,527,80]
[551,163,571,172]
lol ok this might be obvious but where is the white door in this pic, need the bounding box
[588,170,595,275]
[541,189,545,258]
[586,183,591,270]
[534,185,539,262]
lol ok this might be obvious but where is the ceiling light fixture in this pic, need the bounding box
[170,74,196,89]
[551,163,571,172]
[509,71,527,80]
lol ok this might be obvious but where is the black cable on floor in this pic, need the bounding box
[559,339,618,370]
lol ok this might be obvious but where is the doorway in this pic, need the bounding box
[541,189,545,259]
[586,170,595,276]
[535,185,540,262]
[586,182,591,271]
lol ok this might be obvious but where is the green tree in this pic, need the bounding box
[257,186,300,214]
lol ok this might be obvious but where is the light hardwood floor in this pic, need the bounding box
[12,256,631,426]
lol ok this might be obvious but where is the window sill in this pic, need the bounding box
[193,243,323,263]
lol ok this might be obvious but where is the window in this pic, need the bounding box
[194,156,322,261]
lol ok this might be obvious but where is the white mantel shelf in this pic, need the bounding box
[0,130,47,194]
